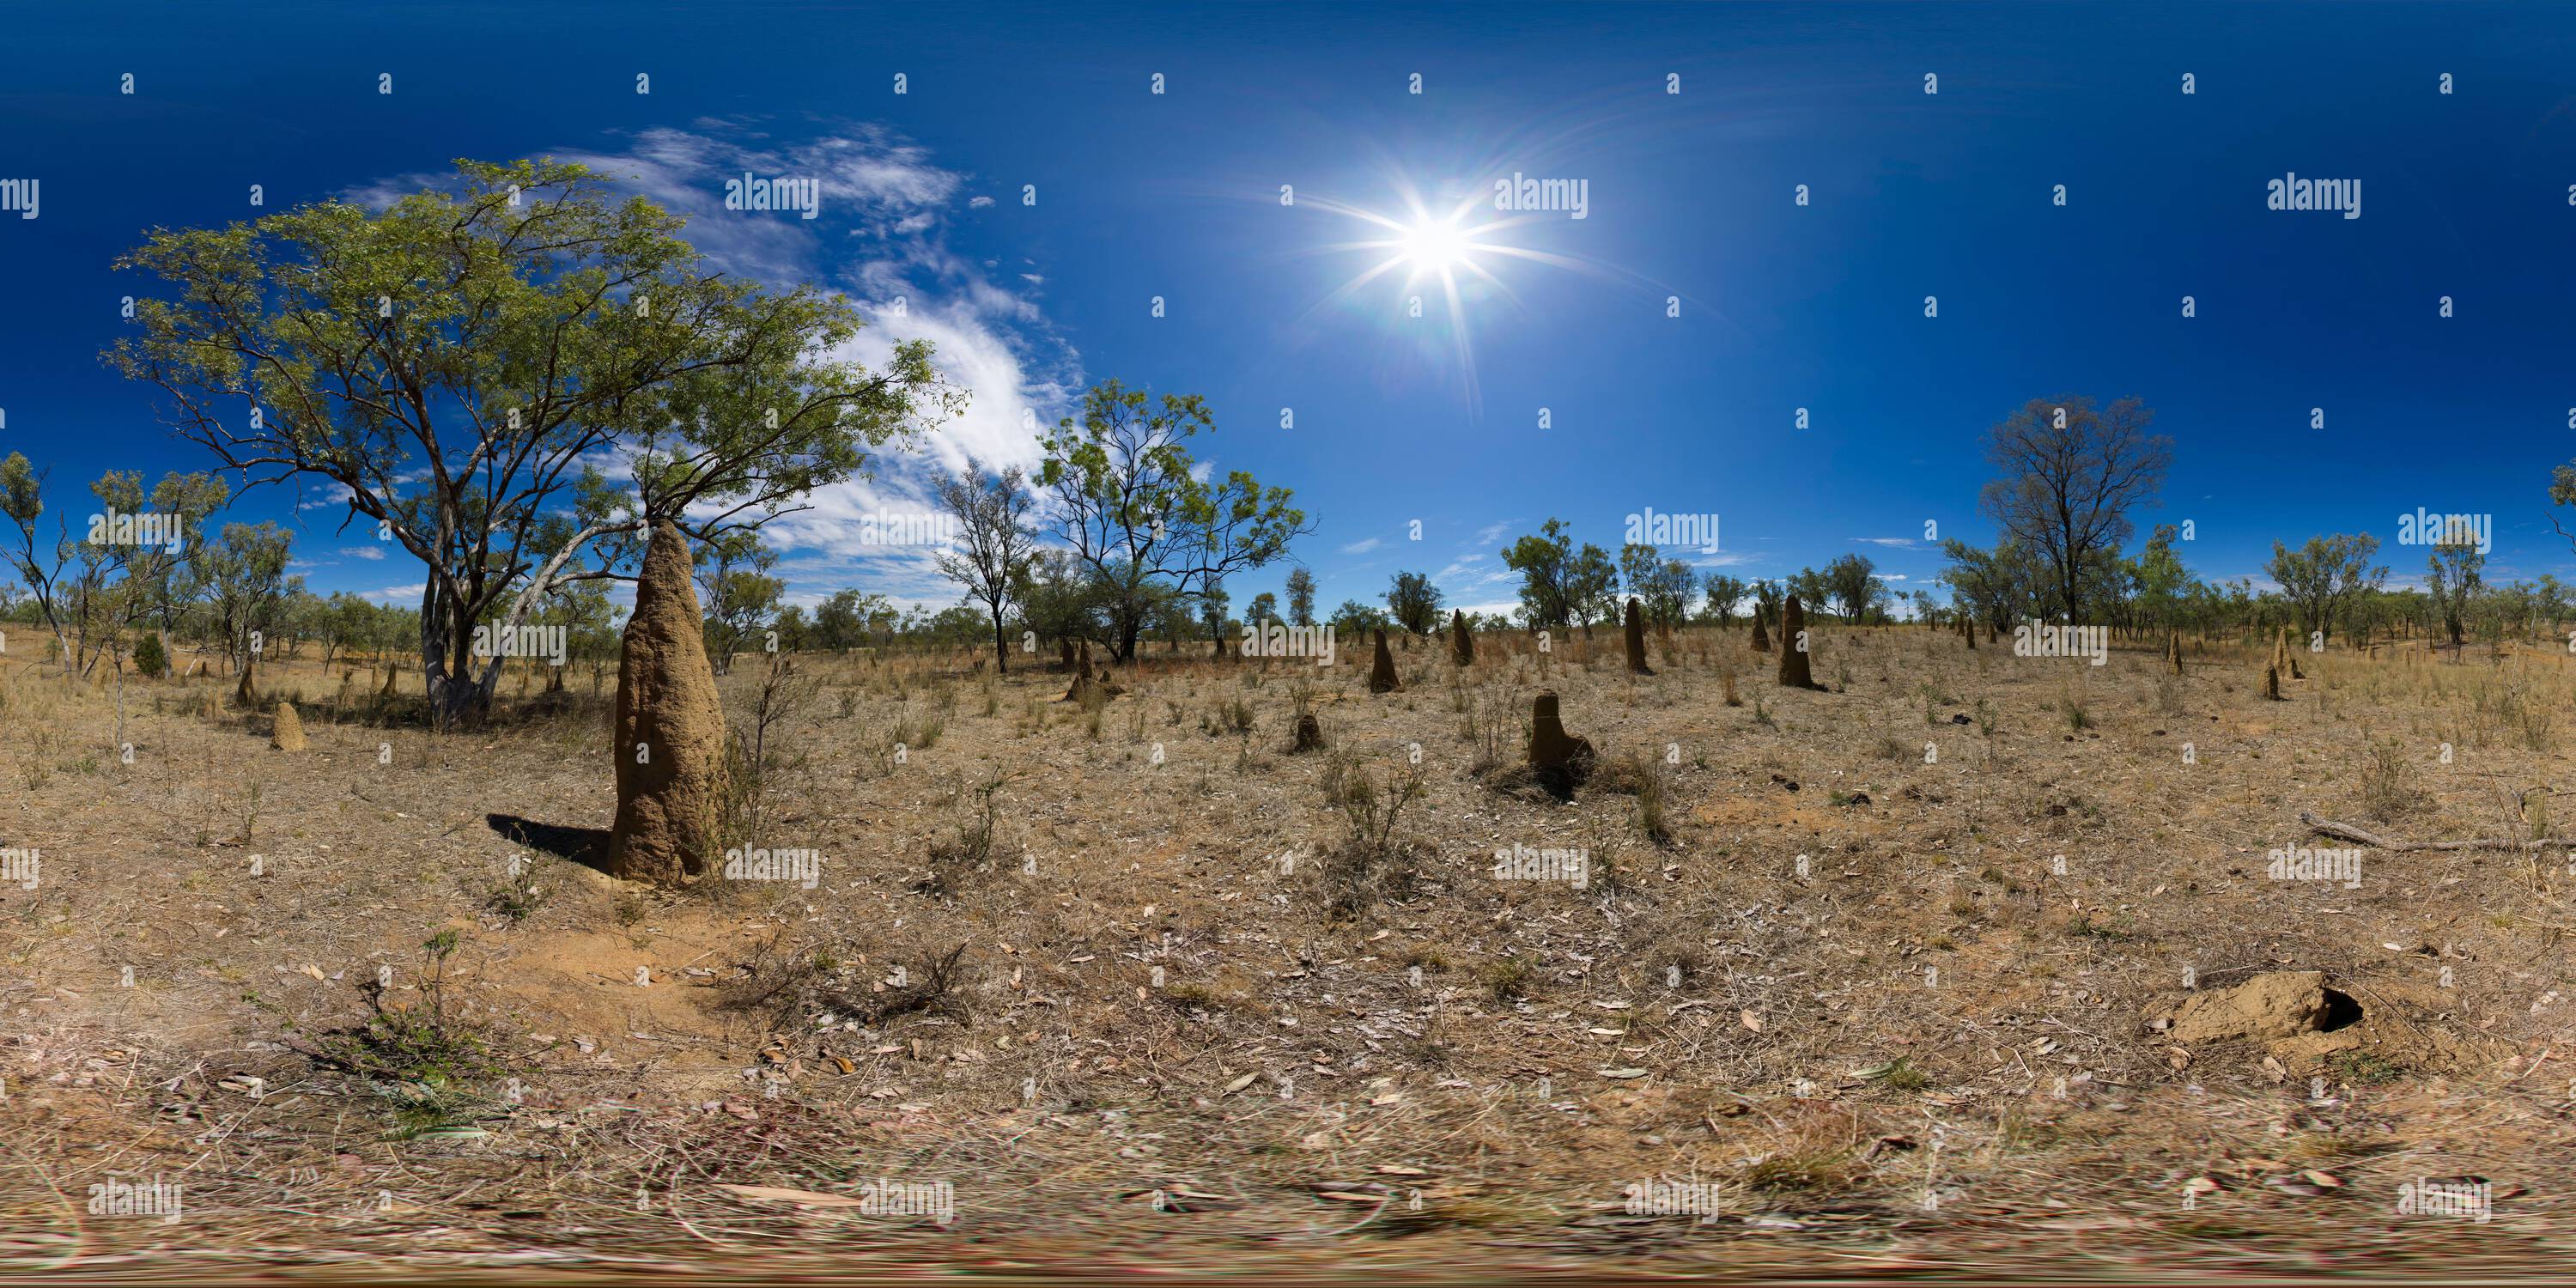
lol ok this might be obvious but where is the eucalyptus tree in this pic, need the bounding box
[108,157,954,726]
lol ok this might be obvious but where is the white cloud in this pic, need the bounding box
[361,121,1088,598]
[1854,537,1921,549]
[1341,537,1382,555]
[341,545,385,561]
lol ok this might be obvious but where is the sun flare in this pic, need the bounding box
[1399,213,1473,272]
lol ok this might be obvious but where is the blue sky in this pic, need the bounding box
[4,2,2575,619]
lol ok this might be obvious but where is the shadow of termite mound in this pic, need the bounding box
[487,813,612,875]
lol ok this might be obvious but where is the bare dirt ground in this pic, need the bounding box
[3,623,2575,1282]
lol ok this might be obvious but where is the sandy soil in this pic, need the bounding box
[2,623,2573,1280]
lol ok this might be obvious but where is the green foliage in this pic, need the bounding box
[2266,533,2385,646]
[1700,573,1751,625]
[1385,571,1443,635]
[106,156,955,724]
[283,931,503,1137]
[1327,598,1389,636]
[1822,552,1885,623]
[1284,568,1316,628]
[1501,519,1577,629]
[131,631,168,677]
[1619,544,1698,625]
[1036,380,1311,659]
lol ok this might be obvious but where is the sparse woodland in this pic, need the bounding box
[6,155,2575,1278]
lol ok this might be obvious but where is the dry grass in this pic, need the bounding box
[3,626,2574,1275]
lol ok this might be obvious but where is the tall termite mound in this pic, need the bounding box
[1368,629,1400,694]
[1062,641,1097,702]
[1624,598,1654,675]
[1777,595,1820,690]
[1528,690,1595,798]
[608,520,730,885]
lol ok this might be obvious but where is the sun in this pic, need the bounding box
[1399,212,1473,272]
[1297,174,1633,408]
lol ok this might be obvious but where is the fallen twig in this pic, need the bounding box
[2300,810,2576,854]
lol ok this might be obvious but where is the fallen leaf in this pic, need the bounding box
[1740,1010,1765,1033]
[719,1184,864,1208]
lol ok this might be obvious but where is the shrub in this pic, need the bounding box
[1318,756,1426,915]
[921,769,1009,896]
[132,633,169,678]
[2360,740,2427,821]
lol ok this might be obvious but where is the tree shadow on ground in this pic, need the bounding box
[486,813,612,875]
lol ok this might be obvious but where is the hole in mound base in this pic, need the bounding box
[2318,987,2364,1032]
